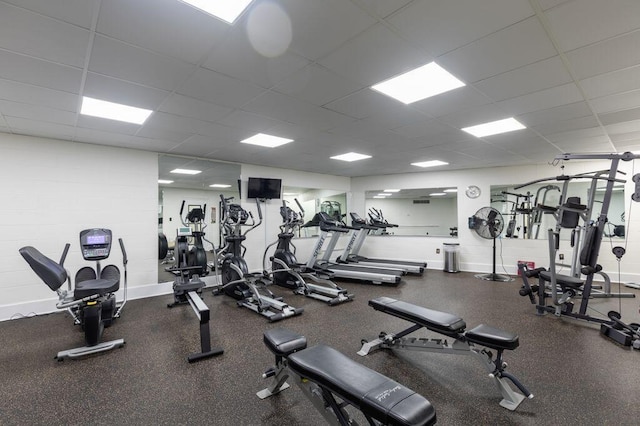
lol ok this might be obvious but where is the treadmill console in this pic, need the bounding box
[79,228,112,261]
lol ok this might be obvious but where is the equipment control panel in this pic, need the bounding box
[79,228,112,261]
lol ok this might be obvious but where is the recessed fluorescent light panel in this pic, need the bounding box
[371,62,465,104]
[179,0,253,24]
[330,152,372,162]
[241,133,294,148]
[158,180,174,184]
[209,184,231,188]
[430,192,446,196]
[80,96,152,125]
[170,168,201,175]
[376,193,392,196]
[462,117,526,137]
[373,196,387,199]
[444,188,458,193]
[384,189,401,193]
[411,160,449,168]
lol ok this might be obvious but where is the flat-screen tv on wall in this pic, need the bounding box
[247,177,282,199]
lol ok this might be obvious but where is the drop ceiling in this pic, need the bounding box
[2,0,640,177]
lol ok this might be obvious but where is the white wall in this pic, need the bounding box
[352,160,640,283]
[0,134,158,320]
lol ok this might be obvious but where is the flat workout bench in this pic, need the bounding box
[359,297,532,411]
[258,328,436,426]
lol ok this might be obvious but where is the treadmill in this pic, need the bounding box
[303,212,403,285]
[337,212,426,275]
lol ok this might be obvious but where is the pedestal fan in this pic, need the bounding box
[471,206,514,282]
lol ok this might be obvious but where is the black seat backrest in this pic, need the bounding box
[579,224,603,267]
[19,246,67,292]
[559,196,583,228]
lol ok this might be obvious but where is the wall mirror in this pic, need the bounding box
[491,180,625,241]
[363,188,458,237]
[158,154,240,281]
[282,187,347,237]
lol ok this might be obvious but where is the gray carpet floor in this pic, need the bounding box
[2,270,639,425]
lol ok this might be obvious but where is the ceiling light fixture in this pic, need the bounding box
[240,133,294,148]
[384,189,401,193]
[376,193,392,196]
[444,188,458,193]
[179,0,253,24]
[461,117,526,137]
[209,184,231,188]
[373,196,387,199]
[371,62,465,104]
[429,192,446,196]
[170,168,202,175]
[330,152,372,162]
[158,179,174,184]
[80,96,152,125]
[411,160,449,168]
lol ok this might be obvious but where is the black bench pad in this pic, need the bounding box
[539,271,583,289]
[74,278,119,299]
[465,324,519,351]
[19,246,67,292]
[288,344,436,426]
[264,328,307,357]
[370,297,466,338]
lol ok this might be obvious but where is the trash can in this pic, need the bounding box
[443,243,460,273]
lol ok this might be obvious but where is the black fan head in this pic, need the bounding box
[473,207,504,239]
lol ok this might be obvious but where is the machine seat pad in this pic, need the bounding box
[288,344,436,426]
[19,246,67,292]
[369,297,466,338]
[74,278,119,300]
[464,324,519,351]
[264,328,307,357]
[539,271,583,289]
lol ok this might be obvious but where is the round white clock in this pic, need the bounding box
[465,185,481,199]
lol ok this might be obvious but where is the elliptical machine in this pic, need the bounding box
[214,195,303,322]
[19,228,128,360]
[166,200,209,277]
[264,199,354,306]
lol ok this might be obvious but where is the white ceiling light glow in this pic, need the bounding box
[429,192,446,196]
[179,0,253,24]
[462,117,526,137]
[444,188,458,193]
[330,152,372,162]
[410,160,449,168]
[240,133,294,148]
[158,180,174,184]
[170,168,202,175]
[376,193,392,196]
[80,96,152,125]
[209,184,231,188]
[384,189,401,193]
[371,62,465,104]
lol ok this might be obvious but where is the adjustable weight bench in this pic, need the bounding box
[258,328,436,426]
[359,297,532,411]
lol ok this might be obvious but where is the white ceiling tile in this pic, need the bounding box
[591,90,640,114]
[0,100,76,125]
[356,0,413,18]
[545,127,606,143]
[177,67,265,108]
[83,72,170,110]
[389,0,533,56]
[76,115,140,135]
[439,17,557,83]
[3,0,95,28]
[5,116,76,139]
[412,86,490,118]
[519,102,591,127]
[74,127,177,151]
[0,79,78,112]
[610,130,640,142]
[545,0,640,52]
[273,64,364,106]
[474,56,572,101]
[531,115,599,136]
[97,0,230,64]
[390,119,454,139]
[566,30,640,80]
[135,126,191,144]
[159,94,232,123]
[606,119,640,136]
[215,110,285,134]
[243,91,355,131]
[438,103,511,128]
[318,23,430,86]
[599,107,640,127]
[278,0,377,61]
[580,64,640,99]
[202,25,309,89]
[497,83,583,115]
[89,36,195,91]
[0,3,90,68]
[143,112,217,137]
[0,50,82,93]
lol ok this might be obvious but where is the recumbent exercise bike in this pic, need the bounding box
[19,228,128,360]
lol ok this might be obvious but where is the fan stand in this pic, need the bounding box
[475,236,514,282]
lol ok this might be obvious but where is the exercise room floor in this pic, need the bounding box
[3,270,639,425]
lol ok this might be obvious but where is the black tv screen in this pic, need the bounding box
[247,177,282,199]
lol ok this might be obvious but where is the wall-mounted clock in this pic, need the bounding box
[465,185,481,199]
